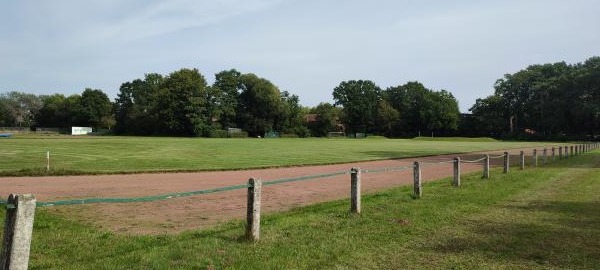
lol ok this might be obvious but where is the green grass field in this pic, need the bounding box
[1,149,598,269]
[0,135,555,175]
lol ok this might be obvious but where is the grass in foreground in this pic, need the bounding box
[1,152,598,269]
[0,135,554,175]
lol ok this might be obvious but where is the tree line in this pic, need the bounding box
[1,56,598,139]
[467,56,600,140]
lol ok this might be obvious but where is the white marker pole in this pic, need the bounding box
[46,150,50,171]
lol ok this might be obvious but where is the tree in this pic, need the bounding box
[383,81,459,136]
[469,95,506,136]
[469,56,600,138]
[157,68,210,136]
[426,90,460,134]
[212,69,242,129]
[308,103,341,137]
[0,91,42,127]
[38,94,70,128]
[114,73,164,135]
[79,88,112,129]
[237,73,285,137]
[0,96,15,126]
[280,91,310,137]
[332,80,381,134]
[376,100,400,136]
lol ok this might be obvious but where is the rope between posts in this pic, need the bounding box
[363,166,411,173]
[10,170,350,207]
[419,161,456,169]
[418,159,456,165]
[263,170,348,186]
[461,157,487,163]
[35,183,251,207]
[489,154,506,159]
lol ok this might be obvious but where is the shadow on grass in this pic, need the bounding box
[432,200,600,268]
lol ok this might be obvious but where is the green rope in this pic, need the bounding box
[36,183,250,207]
[363,166,411,173]
[3,165,434,208]
[263,170,348,186]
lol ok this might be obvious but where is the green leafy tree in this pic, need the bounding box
[157,68,210,136]
[37,94,71,128]
[308,103,341,137]
[468,95,507,136]
[469,56,600,138]
[0,91,42,127]
[237,74,285,137]
[332,80,381,134]
[383,82,458,136]
[0,96,15,126]
[79,88,112,129]
[114,73,163,135]
[280,91,310,137]
[376,99,400,136]
[212,69,242,129]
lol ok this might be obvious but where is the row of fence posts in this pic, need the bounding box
[2,143,599,268]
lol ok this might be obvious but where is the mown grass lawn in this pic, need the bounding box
[0,135,554,175]
[1,150,597,269]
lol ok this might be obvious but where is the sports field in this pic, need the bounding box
[0,148,597,269]
[0,135,553,174]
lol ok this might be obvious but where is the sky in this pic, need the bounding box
[1,0,599,112]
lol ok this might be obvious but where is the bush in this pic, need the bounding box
[209,129,229,138]
[281,133,299,138]
[229,131,248,138]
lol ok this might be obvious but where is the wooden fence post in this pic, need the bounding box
[483,154,490,179]
[453,157,460,187]
[413,161,422,198]
[543,148,547,165]
[552,147,556,161]
[565,146,569,158]
[570,146,574,157]
[503,152,510,174]
[350,168,361,214]
[1,194,36,270]
[533,149,538,167]
[519,151,525,170]
[246,178,262,241]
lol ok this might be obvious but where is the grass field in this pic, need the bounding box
[0,135,555,175]
[0,149,597,269]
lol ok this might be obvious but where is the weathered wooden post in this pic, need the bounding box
[246,178,262,241]
[533,149,538,167]
[570,146,574,157]
[552,147,556,161]
[453,157,461,187]
[503,152,510,174]
[413,161,422,198]
[542,148,547,165]
[483,154,490,179]
[565,146,569,158]
[350,168,361,214]
[1,194,36,270]
[519,151,525,170]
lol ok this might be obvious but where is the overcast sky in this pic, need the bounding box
[2,0,599,112]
